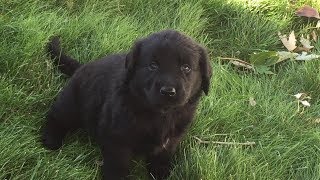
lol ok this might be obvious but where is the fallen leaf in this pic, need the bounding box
[314,118,320,124]
[294,93,311,108]
[299,100,311,107]
[294,93,310,100]
[294,46,312,53]
[249,97,256,106]
[295,52,320,61]
[278,31,297,51]
[277,51,299,62]
[317,20,320,28]
[296,5,320,19]
[294,93,304,99]
[249,51,278,66]
[300,35,314,50]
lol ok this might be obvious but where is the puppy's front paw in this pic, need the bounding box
[148,164,171,180]
[42,134,63,150]
[41,128,63,150]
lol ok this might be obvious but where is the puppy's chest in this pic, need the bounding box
[132,115,174,153]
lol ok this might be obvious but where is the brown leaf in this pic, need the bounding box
[293,46,310,53]
[296,5,320,19]
[278,31,297,51]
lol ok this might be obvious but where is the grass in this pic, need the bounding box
[1,0,320,179]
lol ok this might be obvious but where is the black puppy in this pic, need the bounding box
[42,30,212,180]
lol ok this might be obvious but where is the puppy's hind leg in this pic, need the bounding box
[41,112,69,150]
[41,85,79,150]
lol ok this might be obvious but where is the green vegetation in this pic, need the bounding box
[1,0,320,179]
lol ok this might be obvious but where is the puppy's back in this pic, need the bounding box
[64,54,127,135]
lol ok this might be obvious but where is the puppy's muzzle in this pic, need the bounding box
[160,86,176,97]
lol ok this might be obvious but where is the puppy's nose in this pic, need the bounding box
[160,86,176,97]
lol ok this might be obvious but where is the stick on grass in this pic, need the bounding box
[193,136,256,146]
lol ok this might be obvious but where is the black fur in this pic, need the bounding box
[47,36,81,76]
[42,30,212,180]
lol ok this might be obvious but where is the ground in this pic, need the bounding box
[1,0,320,179]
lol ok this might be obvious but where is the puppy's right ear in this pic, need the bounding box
[125,40,142,71]
[198,46,212,95]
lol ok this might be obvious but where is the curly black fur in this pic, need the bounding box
[42,30,212,180]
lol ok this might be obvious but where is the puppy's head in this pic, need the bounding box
[126,30,211,111]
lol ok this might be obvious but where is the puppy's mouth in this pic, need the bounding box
[158,106,173,113]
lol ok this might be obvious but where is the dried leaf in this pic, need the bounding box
[314,118,320,124]
[295,52,320,61]
[249,97,256,106]
[317,20,320,28]
[249,51,278,66]
[296,5,320,19]
[294,93,304,99]
[278,31,297,51]
[277,51,299,62]
[294,93,309,100]
[293,46,312,53]
[294,93,311,107]
[299,100,311,107]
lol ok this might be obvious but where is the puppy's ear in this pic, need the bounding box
[125,40,142,71]
[198,46,212,95]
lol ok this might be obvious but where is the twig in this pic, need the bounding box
[193,136,256,146]
[213,133,229,136]
[219,57,254,70]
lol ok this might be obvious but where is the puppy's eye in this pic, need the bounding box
[148,61,159,71]
[181,64,191,73]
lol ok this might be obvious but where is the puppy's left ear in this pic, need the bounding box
[198,46,212,95]
[125,40,142,71]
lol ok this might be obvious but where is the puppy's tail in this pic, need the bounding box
[47,36,81,76]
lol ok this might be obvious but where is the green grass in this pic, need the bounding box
[1,0,320,179]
